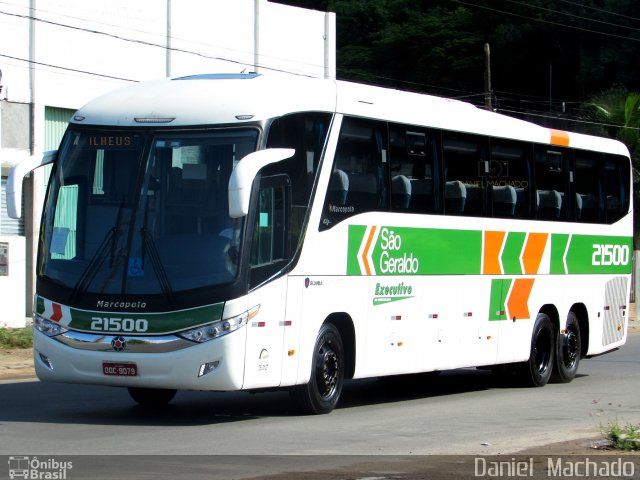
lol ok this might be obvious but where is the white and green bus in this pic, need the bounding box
[7,73,632,414]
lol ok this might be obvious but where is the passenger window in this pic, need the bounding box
[534,147,571,221]
[249,175,290,287]
[604,154,631,224]
[489,141,532,219]
[320,117,389,230]
[388,125,441,213]
[574,152,604,223]
[267,112,332,246]
[442,133,488,216]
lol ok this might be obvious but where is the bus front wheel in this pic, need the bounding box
[292,323,344,415]
[128,387,177,406]
[552,312,581,383]
[519,313,555,387]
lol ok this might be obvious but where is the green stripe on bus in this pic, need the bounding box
[489,278,511,321]
[550,234,570,274]
[347,225,482,276]
[347,225,632,277]
[564,234,633,274]
[66,302,224,334]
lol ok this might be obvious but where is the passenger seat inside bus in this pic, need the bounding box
[391,175,411,209]
[606,195,620,220]
[327,169,349,205]
[575,192,596,221]
[536,189,562,219]
[492,185,517,217]
[347,172,378,210]
[445,180,466,214]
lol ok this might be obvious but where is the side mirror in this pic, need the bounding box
[228,148,294,218]
[6,150,57,218]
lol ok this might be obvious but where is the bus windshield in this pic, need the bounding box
[40,127,258,302]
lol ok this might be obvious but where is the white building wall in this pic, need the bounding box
[0,0,336,327]
[0,238,26,326]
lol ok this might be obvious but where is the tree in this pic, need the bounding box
[273,0,640,111]
[582,86,640,178]
[582,86,640,245]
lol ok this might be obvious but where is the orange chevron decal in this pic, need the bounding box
[507,278,535,320]
[522,233,548,274]
[483,231,506,275]
[361,226,377,275]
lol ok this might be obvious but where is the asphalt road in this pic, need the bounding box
[1,335,639,479]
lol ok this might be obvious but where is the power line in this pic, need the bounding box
[337,66,482,98]
[496,106,640,131]
[0,53,136,82]
[0,0,333,76]
[505,0,640,33]
[452,0,640,43]
[0,0,264,66]
[0,9,328,78]
[1,2,635,134]
[0,9,246,65]
[558,0,640,23]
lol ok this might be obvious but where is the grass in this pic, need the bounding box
[602,420,640,451]
[0,327,33,349]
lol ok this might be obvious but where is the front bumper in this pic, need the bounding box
[33,326,248,391]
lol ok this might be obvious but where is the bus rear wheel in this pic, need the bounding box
[552,312,581,383]
[292,323,344,415]
[519,313,555,387]
[128,387,177,406]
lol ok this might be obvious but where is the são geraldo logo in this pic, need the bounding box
[356,226,419,276]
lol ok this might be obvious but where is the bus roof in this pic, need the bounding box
[72,73,337,128]
[72,73,629,157]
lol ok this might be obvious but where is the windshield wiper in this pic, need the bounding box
[140,202,177,308]
[70,200,125,303]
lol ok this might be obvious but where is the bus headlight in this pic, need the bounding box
[178,305,259,343]
[34,314,68,337]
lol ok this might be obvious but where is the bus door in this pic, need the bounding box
[243,175,291,389]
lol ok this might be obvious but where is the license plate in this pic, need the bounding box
[103,362,138,376]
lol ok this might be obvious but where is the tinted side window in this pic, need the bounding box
[389,125,441,213]
[443,133,488,216]
[534,147,572,221]
[489,140,533,219]
[320,117,389,230]
[574,152,604,223]
[604,154,631,224]
[266,112,332,246]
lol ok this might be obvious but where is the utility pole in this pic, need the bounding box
[484,43,492,111]
[254,0,261,73]
[549,63,553,112]
[166,0,171,77]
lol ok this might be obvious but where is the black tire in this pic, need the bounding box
[292,323,344,414]
[552,312,581,383]
[519,313,555,387]
[128,387,177,406]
